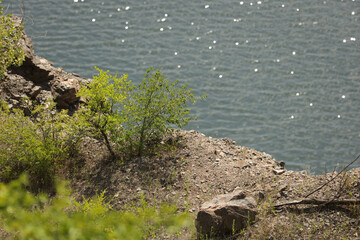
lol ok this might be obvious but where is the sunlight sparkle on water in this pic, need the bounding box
[92,18,96,22]
[310,103,313,106]
[342,95,346,99]
[219,75,223,78]
[240,1,244,5]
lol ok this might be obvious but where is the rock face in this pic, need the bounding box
[195,189,259,238]
[0,17,90,112]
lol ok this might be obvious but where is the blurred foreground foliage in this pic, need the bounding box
[0,175,192,240]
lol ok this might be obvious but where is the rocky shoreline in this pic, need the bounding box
[70,128,360,239]
[1,20,360,239]
[0,17,90,112]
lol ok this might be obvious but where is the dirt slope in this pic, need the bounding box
[69,129,360,239]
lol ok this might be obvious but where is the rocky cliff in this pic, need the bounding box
[0,17,90,112]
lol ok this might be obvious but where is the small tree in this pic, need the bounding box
[122,67,198,157]
[78,67,204,160]
[77,67,131,159]
[0,0,24,78]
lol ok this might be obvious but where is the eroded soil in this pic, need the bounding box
[68,129,360,239]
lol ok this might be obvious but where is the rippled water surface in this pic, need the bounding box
[4,0,360,173]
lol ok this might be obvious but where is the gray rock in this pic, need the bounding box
[3,74,33,100]
[195,190,258,238]
[1,19,90,112]
[273,169,286,175]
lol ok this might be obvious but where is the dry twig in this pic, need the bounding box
[304,153,360,199]
[274,198,360,209]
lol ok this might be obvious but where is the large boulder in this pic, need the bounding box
[195,190,259,238]
[0,17,90,112]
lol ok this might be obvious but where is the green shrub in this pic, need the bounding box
[0,100,80,193]
[0,0,24,77]
[77,67,131,159]
[0,175,192,240]
[78,67,204,159]
[121,67,199,157]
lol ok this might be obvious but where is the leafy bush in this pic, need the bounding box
[0,0,24,77]
[77,67,131,159]
[0,100,80,193]
[78,67,204,159]
[0,175,192,240]
[122,67,199,157]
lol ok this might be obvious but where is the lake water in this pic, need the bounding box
[3,0,360,174]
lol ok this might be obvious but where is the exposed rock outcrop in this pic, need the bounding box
[0,17,90,112]
[195,189,259,238]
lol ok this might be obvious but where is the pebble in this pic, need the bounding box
[273,169,286,175]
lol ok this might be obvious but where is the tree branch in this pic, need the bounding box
[304,153,360,199]
[274,198,360,209]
